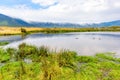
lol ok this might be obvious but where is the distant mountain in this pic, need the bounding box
[0,14,31,26]
[86,20,120,27]
[0,13,120,27]
[97,20,120,27]
[30,22,83,28]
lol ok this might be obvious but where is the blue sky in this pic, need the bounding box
[0,0,45,9]
[0,0,120,24]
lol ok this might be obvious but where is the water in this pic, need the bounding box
[1,32,120,56]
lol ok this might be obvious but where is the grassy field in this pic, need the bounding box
[0,26,81,35]
[0,26,44,35]
[0,43,120,80]
[0,26,120,35]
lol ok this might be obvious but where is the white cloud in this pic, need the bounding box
[0,0,120,24]
[31,0,58,6]
[14,4,30,9]
[114,3,120,8]
[82,0,108,12]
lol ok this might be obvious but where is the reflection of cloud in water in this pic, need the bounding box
[4,32,120,56]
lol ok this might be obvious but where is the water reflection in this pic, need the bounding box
[1,32,120,56]
[0,35,21,42]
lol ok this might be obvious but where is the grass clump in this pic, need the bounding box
[0,48,10,63]
[0,43,120,80]
[0,41,9,46]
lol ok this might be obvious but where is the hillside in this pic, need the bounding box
[0,13,120,27]
[0,14,31,27]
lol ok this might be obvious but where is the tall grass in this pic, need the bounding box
[0,42,9,46]
[0,43,120,80]
[0,26,120,35]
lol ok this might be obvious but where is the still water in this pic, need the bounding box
[1,32,120,56]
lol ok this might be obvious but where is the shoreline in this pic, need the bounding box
[0,26,120,36]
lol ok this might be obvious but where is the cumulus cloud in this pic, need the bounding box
[0,0,120,23]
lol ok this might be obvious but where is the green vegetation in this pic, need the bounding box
[0,43,120,80]
[20,28,28,39]
[0,41,9,46]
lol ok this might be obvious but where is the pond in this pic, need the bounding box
[1,32,120,56]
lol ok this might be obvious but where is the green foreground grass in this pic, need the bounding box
[0,43,120,80]
[0,42,9,46]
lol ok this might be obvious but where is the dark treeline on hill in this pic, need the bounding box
[0,13,120,28]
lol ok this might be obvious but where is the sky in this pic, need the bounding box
[0,0,120,24]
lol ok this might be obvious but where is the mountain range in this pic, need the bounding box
[0,13,120,28]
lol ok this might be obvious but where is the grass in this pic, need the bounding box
[0,26,120,36]
[0,42,9,46]
[0,43,120,80]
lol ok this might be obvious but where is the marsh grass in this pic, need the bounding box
[0,42,9,46]
[0,43,120,80]
[0,26,120,36]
